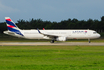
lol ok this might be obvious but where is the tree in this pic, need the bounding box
[1,16,104,33]
[101,16,104,21]
[0,22,7,33]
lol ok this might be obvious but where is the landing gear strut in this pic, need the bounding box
[50,40,54,43]
[88,39,91,43]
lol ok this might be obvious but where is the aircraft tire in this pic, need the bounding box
[50,40,54,43]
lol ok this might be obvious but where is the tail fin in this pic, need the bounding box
[5,17,23,36]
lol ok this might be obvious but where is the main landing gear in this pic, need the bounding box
[50,40,55,43]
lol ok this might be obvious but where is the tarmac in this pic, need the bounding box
[0,42,104,46]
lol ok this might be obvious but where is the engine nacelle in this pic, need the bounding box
[56,37,66,41]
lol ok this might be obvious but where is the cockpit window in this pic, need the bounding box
[93,32,97,34]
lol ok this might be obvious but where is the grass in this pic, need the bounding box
[0,45,104,70]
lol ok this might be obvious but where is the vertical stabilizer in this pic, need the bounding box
[5,17,23,36]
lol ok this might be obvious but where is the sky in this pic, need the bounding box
[0,0,104,23]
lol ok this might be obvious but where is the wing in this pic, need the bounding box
[37,28,67,41]
[37,28,58,39]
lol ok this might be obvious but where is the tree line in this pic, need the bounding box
[0,16,104,33]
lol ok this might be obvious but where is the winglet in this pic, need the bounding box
[43,28,45,30]
[37,28,41,33]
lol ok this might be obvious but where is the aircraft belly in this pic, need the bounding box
[68,34,99,39]
[67,35,88,39]
[24,34,44,39]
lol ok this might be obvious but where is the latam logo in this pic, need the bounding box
[85,31,87,33]
[73,31,87,33]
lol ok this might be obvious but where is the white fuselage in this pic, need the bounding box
[4,29,100,40]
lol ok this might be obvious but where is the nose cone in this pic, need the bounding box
[97,34,101,38]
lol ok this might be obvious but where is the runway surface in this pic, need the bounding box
[0,42,104,46]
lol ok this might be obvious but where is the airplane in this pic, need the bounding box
[4,17,100,43]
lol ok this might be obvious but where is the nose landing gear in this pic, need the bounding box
[88,39,91,43]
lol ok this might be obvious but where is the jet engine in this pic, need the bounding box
[56,37,66,41]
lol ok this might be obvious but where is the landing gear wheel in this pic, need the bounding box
[50,40,54,43]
